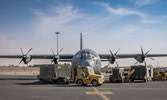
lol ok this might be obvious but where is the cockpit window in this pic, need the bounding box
[76,52,81,59]
[80,52,91,60]
[160,68,165,72]
[91,51,98,57]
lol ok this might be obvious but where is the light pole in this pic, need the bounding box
[55,32,60,55]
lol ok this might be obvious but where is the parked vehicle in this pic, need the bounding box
[130,65,153,82]
[153,67,167,81]
[37,64,104,86]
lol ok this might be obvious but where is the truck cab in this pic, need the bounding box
[153,68,167,81]
[73,66,104,86]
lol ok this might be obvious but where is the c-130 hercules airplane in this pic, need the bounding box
[0,32,167,73]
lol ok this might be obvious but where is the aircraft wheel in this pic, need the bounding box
[77,79,83,86]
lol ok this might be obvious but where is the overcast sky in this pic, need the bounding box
[0,0,167,67]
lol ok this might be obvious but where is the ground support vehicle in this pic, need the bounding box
[73,66,104,86]
[37,64,71,84]
[124,69,135,82]
[109,68,125,83]
[37,64,104,86]
[130,65,153,82]
[153,67,167,81]
[106,68,134,83]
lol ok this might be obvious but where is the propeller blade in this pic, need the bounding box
[115,61,119,68]
[18,59,23,65]
[115,48,120,56]
[145,48,152,55]
[135,62,138,64]
[109,49,114,57]
[51,60,54,64]
[149,57,155,60]
[19,47,24,55]
[107,62,110,67]
[58,48,63,55]
[51,48,55,56]
[26,48,33,55]
[140,46,144,55]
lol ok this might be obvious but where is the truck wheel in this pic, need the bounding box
[77,79,83,86]
[92,80,98,86]
[157,77,162,81]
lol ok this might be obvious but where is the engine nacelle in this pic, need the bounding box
[135,54,144,63]
[108,57,115,64]
[52,56,59,64]
[23,55,32,64]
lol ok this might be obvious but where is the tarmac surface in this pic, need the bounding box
[0,75,167,100]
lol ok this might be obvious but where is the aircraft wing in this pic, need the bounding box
[144,54,167,57]
[0,55,23,58]
[99,54,135,59]
[0,54,74,62]
[99,54,167,59]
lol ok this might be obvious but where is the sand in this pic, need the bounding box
[0,66,39,75]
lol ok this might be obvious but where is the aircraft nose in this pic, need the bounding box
[80,60,92,66]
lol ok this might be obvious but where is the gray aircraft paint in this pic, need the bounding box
[72,49,101,73]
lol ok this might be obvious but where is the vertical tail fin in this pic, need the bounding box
[80,33,83,50]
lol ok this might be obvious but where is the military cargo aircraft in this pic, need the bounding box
[0,33,167,73]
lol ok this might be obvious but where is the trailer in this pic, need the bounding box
[130,65,153,82]
[110,68,125,83]
[37,64,71,84]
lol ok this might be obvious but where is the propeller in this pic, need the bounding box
[51,48,63,64]
[107,48,120,67]
[18,47,33,65]
[135,46,155,66]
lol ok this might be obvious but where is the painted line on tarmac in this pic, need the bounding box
[97,88,113,90]
[85,87,113,100]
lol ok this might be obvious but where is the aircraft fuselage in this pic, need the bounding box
[72,49,101,73]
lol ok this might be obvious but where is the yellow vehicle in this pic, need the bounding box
[153,68,167,81]
[71,66,104,86]
[104,68,135,83]
[124,69,135,82]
